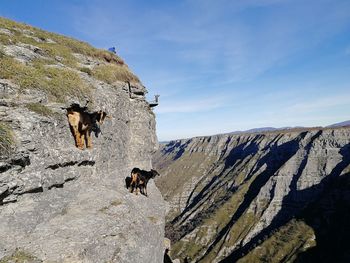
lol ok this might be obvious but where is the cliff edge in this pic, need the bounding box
[0,17,165,262]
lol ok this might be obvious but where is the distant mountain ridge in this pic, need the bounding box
[327,120,350,127]
[160,120,350,142]
[229,120,350,136]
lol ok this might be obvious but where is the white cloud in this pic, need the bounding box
[155,95,229,114]
[65,0,350,140]
[68,0,350,83]
[286,93,350,113]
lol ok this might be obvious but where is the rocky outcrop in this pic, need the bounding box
[154,128,350,262]
[0,18,165,262]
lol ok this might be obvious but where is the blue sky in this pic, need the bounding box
[1,0,350,140]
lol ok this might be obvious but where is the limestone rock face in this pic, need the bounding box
[154,128,350,262]
[0,19,164,263]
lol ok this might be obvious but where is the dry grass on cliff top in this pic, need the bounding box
[0,17,140,101]
[0,17,126,65]
[92,63,140,83]
[0,57,91,102]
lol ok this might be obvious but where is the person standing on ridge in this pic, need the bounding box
[108,46,116,54]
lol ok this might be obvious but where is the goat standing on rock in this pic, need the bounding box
[129,168,160,196]
[65,103,109,150]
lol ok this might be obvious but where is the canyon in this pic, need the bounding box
[154,127,350,262]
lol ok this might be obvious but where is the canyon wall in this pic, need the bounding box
[154,128,350,262]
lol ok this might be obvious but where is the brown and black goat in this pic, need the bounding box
[65,103,109,150]
[130,167,160,196]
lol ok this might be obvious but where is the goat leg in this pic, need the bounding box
[74,129,84,149]
[86,130,93,149]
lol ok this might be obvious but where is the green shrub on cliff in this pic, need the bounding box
[25,103,56,117]
[0,122,14,156]
[0,249,38,263]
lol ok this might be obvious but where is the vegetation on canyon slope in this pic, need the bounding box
[154,129,350,262]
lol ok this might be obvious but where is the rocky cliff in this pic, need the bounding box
[0,17,165,262]
[154,127,350,262]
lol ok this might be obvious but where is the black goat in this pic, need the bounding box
[130,167,160,196]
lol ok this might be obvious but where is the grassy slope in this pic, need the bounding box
[0,17,139,102]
